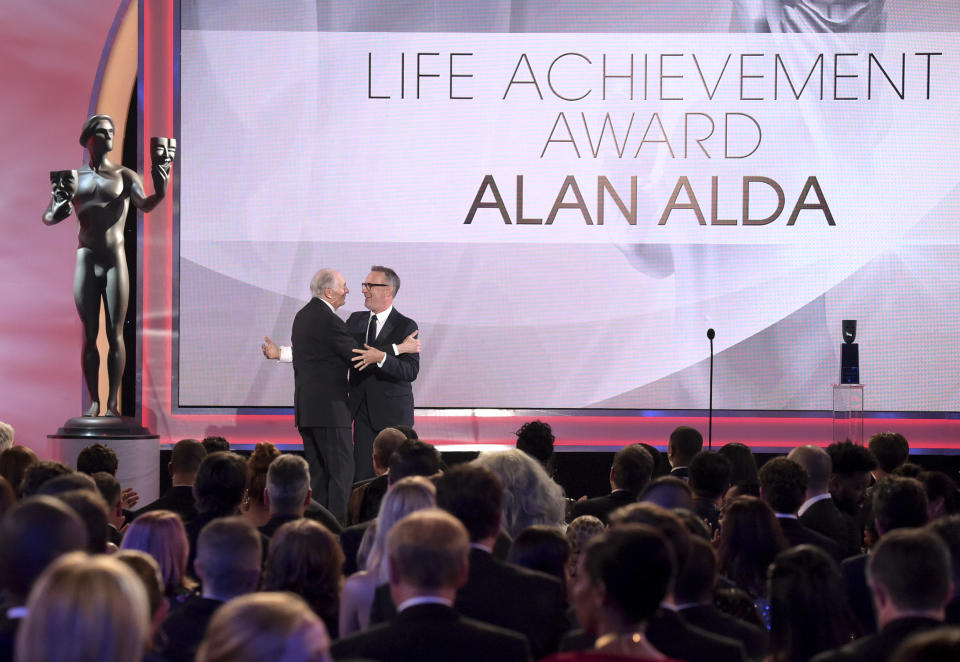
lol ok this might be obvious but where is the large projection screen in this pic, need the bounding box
[177,1,960,415]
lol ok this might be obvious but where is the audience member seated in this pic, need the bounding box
[667,426,703,479]
[673,508,712,542]
[35,471,97,496]
[14,552,150,662]
[197,592,333,662]
[262,518,344,639]
[571,444,653,524]
[161,517,262,662]
[546,524,683,662]
[919,471,960,521]
[0,446,37,498]
[767,545,858,662]
[91,472,125,546]
[890,627,960,662]
[240,441,280,528]
[827,441,878,538]
[566,516,606,583]
[928,515,960,624]
[759,457,841,560]
[340,438,443,575]
[136,438,206,523]
[641,444,671,479]
[515,419,557,477]
[0,496,87,661]
[333,509,531,662]
[688,451,732,535]
[789,445,862,559]
[893,463,924,479]
[868,432,910,482]
[843,476,929,635]
[184,451,247,577]
[0,478,15,519]
[261,454,340,537]
[718,442,760,499]
[639,476,694,511]
[814,529,952,662]
[76,441,139,512]
[201,435,230,454]
[718,496,787,606]
[674,536,767,660]
[346,426,407,526]
[507,525,570,588]
[473,449,566,539]
[54,489,111,554]
[121,510,197,610]
[115,549,170,660]
[18,461,70,497]
[340,476,436,637]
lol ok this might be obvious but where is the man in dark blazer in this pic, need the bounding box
[789,445,862,559]
[570,444,653,524]
[667,426,703,479]
[759,457,841,560]
[133,438,206,523]
[332,509,531,662]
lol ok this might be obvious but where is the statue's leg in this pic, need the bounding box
[103,253,129,417]
[74,248,102,417]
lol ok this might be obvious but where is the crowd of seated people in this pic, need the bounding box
[1,423,960,662]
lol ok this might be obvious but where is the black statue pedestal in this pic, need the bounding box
[51,416,155,439]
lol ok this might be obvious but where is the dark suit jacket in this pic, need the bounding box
[842,553,876,635]
[777,516,842,560]
[340,520,374,576]
[347,474,389,526]
[569,490,636,524]
[670,467,689,480]
[291,298,355,428]
[647,608,746,662]
[331,602,531,662]
[800,497,861,559]
[134,485,198,524]
[810,617,944,662]
[370,548,568,659]
[346,308,418,430]
[160,596,223,662]
[678,604,768,660]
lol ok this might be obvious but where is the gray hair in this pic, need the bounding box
[309,269,338,299]
[370,266,400,296]
[265,455,311,515]
[472,449,566,539]
[0,422,13,452]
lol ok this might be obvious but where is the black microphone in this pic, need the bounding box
[707,328,715,449]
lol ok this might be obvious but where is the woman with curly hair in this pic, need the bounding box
[241,442,281,528]
[472,449,566,539]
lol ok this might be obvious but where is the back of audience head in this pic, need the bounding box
[201,435,230,454]
[566,515,606,580]
[611,444,654,495]
[827,441,878,514]
[366,476,436,581]
[673,508,713,541]
[436,463,502,543]
[114,549,168,646]
[0,445,38,496]
[0,496,87,605]
[388,439,442,484]
[386,509,470,595]
[574,525,675,635]
[266,454,312,516]
[196,592,332,662]
[170,437,207,480]
[668,426,703,468]
[786,444,832,498]
[893,463,925,479]
[373,427,407,476]
[867,528,952,618]
[507,525,570,584]
[55,489,110,553]
[639,476,694,511]
[0,421,13,451]
[15,552,150,662]
[608,502,691,585]
[36,471,98,497]
[244,442,280,515]
[759,457,807,515]
[19,460,70,497]
[0,476,15,518]
[869,432,910,477]
[928,515,960,604]
[767,545,857,662]
[391,424,418,440]
[76,442,118,476]
[688,451,731,501]
[194,451,247,516]
[91,471,124,527]
[515,419,556,474]
[719,442,760,493]
[121,509,192,598]
[919,471,960,521]
[472,448,566,538]
[195,516,262,601]
[873,476,928,535]
[674,535,717,605]
[890,627,960,662]
[640,443,671,478]
[719,496,787,597]
[264,519,344,632]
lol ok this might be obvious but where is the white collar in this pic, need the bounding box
[318,298,335,313]
[775,513,799,520]
[369,305,393,321]
[798,493,832,516]
[397,596,452,612]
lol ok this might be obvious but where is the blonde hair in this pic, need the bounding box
[364,476,436,582]
[15,552,149,662]
[120,510,192,595]
[196,592,331,662]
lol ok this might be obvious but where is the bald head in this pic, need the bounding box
[788,445,832,496]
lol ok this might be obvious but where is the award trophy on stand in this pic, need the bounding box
[833,320,864,444]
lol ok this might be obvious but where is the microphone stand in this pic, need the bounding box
[707,328,715,450]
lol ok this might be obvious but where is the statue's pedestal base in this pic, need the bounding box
[48,417,160,503]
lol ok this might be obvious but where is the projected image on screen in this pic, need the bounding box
[178,1,960,411]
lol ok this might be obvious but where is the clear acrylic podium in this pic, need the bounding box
[832,384,864,444]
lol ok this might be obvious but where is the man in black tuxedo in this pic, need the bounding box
[570,444,653,524]
[133,438,206,523]
[789,445,861,559]
[759,457,841,560]
[332,509,531,662]
[667,426,703,479]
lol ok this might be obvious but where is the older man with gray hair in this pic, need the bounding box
[789,444,861,558]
